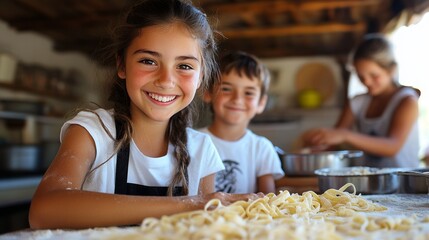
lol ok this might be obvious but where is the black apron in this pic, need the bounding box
[114,119,183,196]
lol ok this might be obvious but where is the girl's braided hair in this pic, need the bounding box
[96,0,220,196]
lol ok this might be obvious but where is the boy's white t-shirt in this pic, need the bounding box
[60,108,224,196]
[199,128,284,193]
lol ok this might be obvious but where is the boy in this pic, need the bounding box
[199,51,284,194]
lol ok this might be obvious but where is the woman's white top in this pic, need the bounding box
[350,87,420,168]
[60,108,224,196]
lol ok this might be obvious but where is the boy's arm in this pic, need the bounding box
[257,174,276,194]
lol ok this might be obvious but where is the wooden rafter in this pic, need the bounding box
[202,0,381,14]
[221,22,366,38]
[0,0,404,63]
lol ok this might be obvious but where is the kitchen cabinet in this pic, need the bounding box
[0,202,32,234]
[0,82,72,234]
[0,97,64,170]
[0,177,41,234]
[0,65,83,172]
[0,74,75,144]
[0,108,59,234]
[0,108,60,234]
[0,109,63,124]
[0,81,77,102]
[0,109,62,169]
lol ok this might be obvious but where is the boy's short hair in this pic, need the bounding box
[218,51,271,97]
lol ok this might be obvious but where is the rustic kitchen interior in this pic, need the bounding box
[0,0,428,235]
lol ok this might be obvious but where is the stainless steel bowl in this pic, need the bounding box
[0,144,42,171]
[315,167,402,194]
[397,168,429,194]
[280,150,363,176]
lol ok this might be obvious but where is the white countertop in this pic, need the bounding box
[1,194,428,240]
[364,194,429,217]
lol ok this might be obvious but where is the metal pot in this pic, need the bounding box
[315,167,401,194]
[397,168,429,194]
[0,144,41,171]
[279,150,363,176]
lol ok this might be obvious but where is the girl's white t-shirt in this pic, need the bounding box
[60,108,224,196]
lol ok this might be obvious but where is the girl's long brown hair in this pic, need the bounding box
[94,0,220,196]
[352,34,399,84]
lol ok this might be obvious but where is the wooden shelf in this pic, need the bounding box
[0,111,63,124]
[0,82,77,101]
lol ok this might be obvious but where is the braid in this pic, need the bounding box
[167,106,193,196]
[100,0,220,196]
[79,78,133,185]
[109,76,133,152]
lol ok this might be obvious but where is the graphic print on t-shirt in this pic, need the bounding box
[215,159,241,193]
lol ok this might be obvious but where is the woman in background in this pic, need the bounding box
[302,34,420,168]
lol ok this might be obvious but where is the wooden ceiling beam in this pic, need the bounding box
[297,0,382,11]
[221,22,366,38]
[240,12,260,27]
[6,13,116,31]
[14,0,59,18]
[203,0,381,14]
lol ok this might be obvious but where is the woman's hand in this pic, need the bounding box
[302,128,347,147]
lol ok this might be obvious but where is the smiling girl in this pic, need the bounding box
[29,0,260,229]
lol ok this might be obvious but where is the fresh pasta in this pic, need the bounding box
[105,183,429,240]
